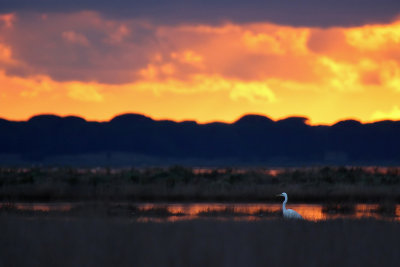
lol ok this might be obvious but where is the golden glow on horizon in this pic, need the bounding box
[372,106,400,121]
[1,12,400,124]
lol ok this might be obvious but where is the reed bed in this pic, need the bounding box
[1,166,400,202]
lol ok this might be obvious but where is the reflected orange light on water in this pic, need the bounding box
[136,203,400,222]
[1,202,399,222]
[289,204,325,221]
[14,203,72,212]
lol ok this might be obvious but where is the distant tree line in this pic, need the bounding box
[0,113,400,165]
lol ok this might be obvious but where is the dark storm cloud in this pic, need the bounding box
[1,0,400,27]
[0,12,160,84]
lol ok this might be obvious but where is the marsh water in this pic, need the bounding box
[1,202,399,222]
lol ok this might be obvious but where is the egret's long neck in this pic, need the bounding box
[282,195,287,211]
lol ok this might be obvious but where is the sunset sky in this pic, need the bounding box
[1,0,400,125]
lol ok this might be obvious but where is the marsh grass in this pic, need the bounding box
[0,216,399,267]
[1,166,400,202]
[136,206,185,217]
[197,207,282,218]
[0,202,188,219]
[197,207,247,217]
[322,203,356,214]
[373,202,397,216]
[252,208,281,218]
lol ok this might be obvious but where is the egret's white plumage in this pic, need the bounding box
[277,192,303,219]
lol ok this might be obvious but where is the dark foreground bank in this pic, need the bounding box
[0,216,399,267]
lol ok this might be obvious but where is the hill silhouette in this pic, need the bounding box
[0,113,400,166]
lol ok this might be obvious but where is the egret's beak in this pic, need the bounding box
[276,194,282,197]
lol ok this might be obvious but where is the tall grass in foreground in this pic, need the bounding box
[1,216,399,267]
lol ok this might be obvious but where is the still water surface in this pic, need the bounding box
[2,202,399,222]
[136,203,400,222]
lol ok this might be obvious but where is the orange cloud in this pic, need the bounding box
[345,20,400,51]
[1,12,400,124]
[0,13,15,28]
[0,43,13,63]
[242,25,309,56]
[62,31,90,46]
[65,82,104,102]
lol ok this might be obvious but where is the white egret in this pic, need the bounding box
[277,192,303,219]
